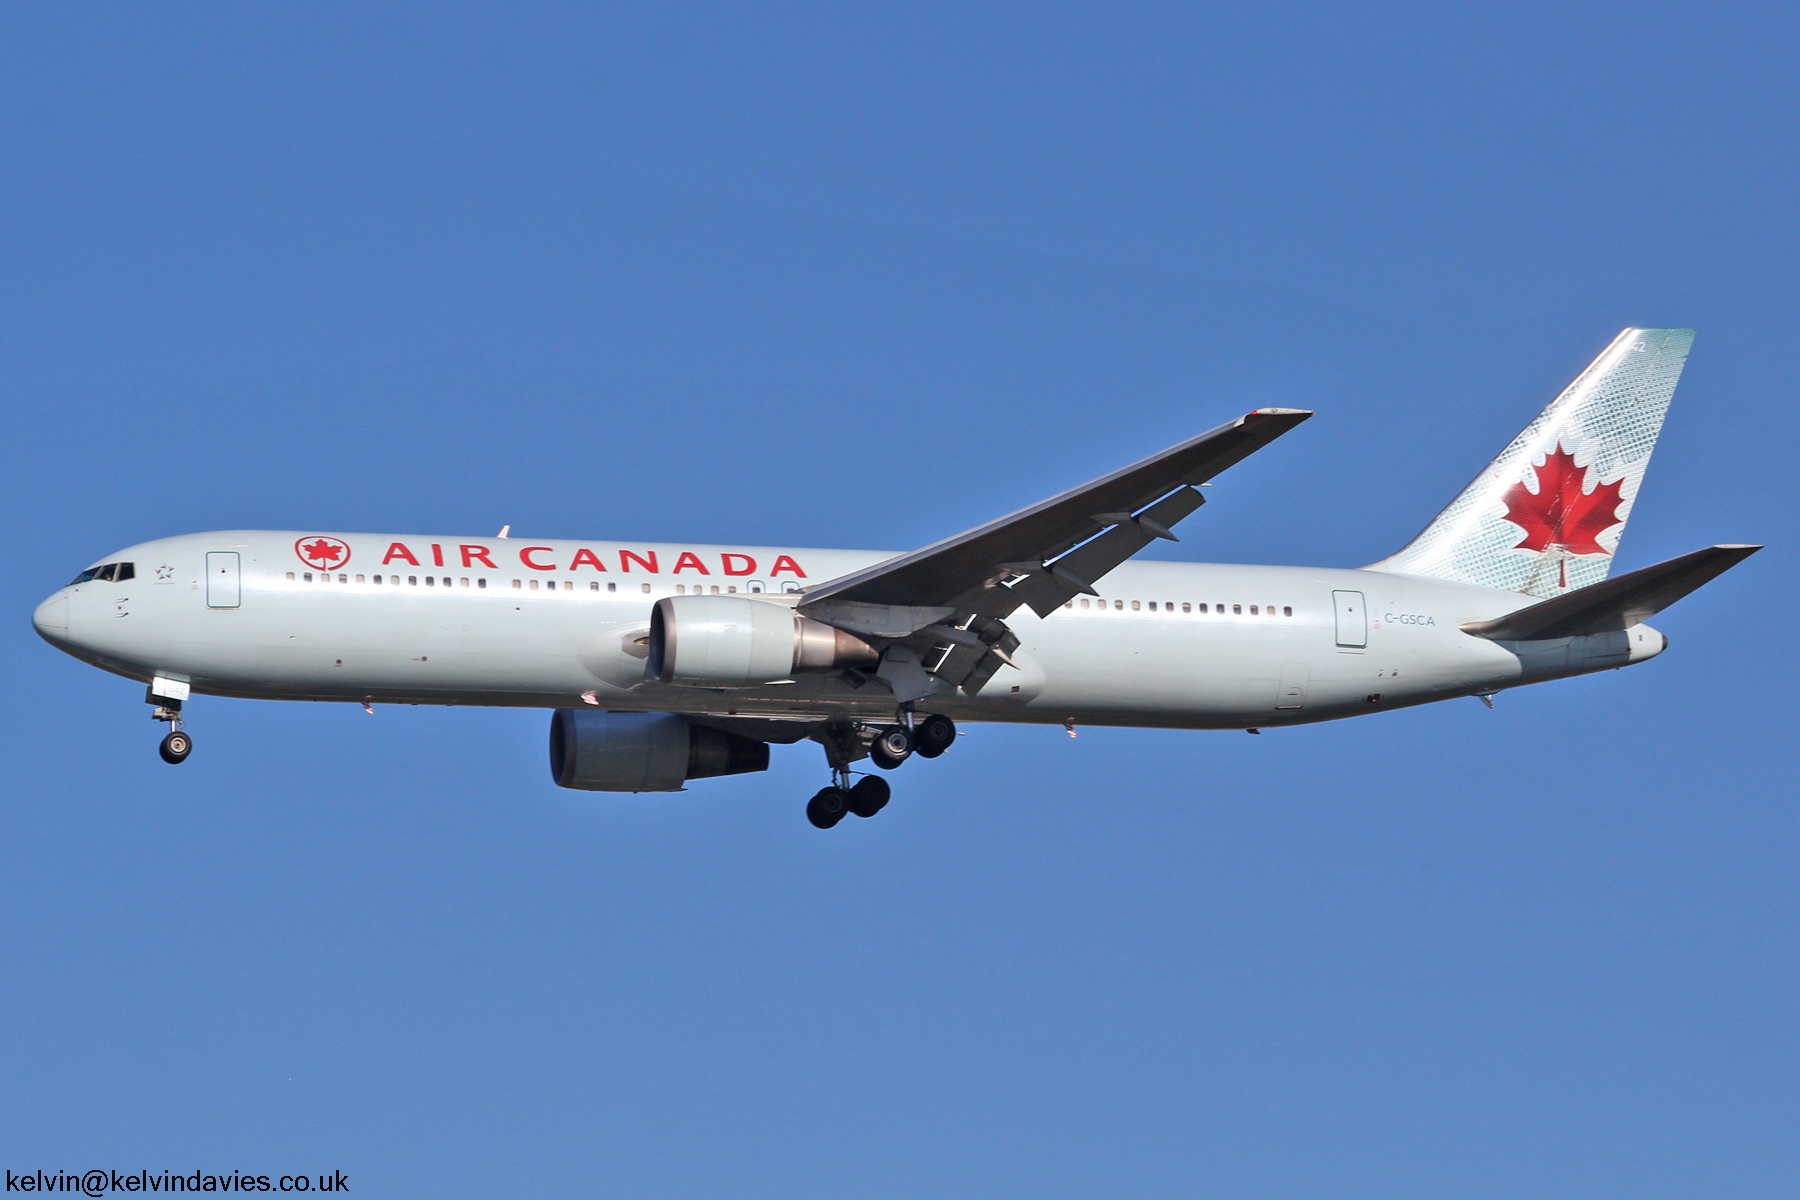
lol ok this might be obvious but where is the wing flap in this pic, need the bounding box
[1005,485,1207,618]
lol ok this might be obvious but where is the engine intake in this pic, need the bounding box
[549,710,770,792]
[648,595,878,687]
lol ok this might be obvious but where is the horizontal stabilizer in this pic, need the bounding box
[1460,544,1759,641]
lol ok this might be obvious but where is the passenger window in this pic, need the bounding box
[286,572,296,581]
[408,576,418,586]
[676,585,686,594]
[304,572,314,582]
[1114,600,1123,610]
[782,581,802,594]
[512,579,521,589]
[355,574,364,583]
[1147,602,1156,611]
[1182,602,1191,613]
[460,578,469,587]
[711,585,721,594]
[589,581,599,592]
[426,576,435,586]
[642,583,652,594]
[1232,604,1241,614]
[529,579,538,591]
[1131,600,1140,611]
[608,582,618,593]
[372,574,381,585]
[727,585,737,594]
[1250,605,1257,615]
[338,574,347,583]
[1283,606,1293,616]
[478,578,487,589]
[1063,601,1072,609]
[747,581,765,593]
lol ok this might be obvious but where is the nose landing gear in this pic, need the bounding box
[148,683,192,764]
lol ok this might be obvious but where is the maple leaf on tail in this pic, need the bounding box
[302,539,345,565]
[1500,443,1626,556]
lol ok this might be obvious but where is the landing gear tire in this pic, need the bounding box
[914,713,956,758]
[159,731,192,764]
[869,725,914,770]
[806,787,849,829]
[846,775,891,818]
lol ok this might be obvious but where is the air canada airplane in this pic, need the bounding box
[35,328,1757,827]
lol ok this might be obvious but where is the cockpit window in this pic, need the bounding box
[68,562,133,585]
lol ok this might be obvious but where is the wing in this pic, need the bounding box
[797,407,1312,697]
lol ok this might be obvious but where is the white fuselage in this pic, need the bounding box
[33,531,1665,729]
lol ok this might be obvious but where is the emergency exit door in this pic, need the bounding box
[1332,589,1366,648]
[206,552,241,609]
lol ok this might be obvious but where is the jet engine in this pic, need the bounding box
[648,595,878,687]
[549,710,769,792]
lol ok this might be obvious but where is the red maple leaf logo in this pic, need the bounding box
[296,537,350,569]
[1500,444,1625,556]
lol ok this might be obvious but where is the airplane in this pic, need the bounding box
[33,328,1758,828]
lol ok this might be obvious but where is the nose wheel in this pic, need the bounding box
[159,730,192,764]
[148,688,192,765]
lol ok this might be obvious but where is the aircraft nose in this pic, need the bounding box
[32,592,70,645]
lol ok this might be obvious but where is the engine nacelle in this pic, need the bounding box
[549,710,770,792]
[648,595,878,687]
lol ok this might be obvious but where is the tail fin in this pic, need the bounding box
[1368,327,1695,597]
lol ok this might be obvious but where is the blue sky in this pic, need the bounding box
[3,5,1795,1196]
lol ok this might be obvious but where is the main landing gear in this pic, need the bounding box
[149,687,191,764]
[805,710,957,829]
[806,776,890,829]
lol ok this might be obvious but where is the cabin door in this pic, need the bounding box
[1332,590,1366,648]
[206,552,241,609]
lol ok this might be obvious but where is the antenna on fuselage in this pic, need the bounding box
[497,525,510,539]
